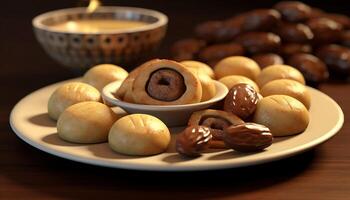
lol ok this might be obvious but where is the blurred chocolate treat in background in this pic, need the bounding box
[280,43,313,58]
[170,1,350,85]
[287,53,329,85]
[252,53,284,68]
[171,38,206,61]
[235,32,281,54]
[341,31,350,48]
[198,43,244,64]
[273,1,312,22]
[274,23,313,43]
[315,44,350,78]
[233,9,281,32]
[194,21,239,43]
[306,18,343,45]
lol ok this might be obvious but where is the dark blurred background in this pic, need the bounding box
[1,0,349,100]
[1,2,349,199]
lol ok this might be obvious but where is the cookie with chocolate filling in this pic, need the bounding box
[188,109,244,148]
[115,59,159,103]
[132,59,202,105]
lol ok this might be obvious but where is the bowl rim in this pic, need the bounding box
[102,80,229,111]
[32,6,168,34]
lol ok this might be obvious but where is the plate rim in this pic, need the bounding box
[9,80,345,171]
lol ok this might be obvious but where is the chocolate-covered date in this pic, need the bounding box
[306,18,343,45]
[235,32,281,54]
[275,23,313,43]
[280,43,312,57]
[198,43,244,62]
[316,44,350,77]
[274,1,312,22]
[241,9,281,31]
[176,125,213,157]
[288,53,329,84]
[252,53,284,68]
[224,83,259,119]
[223,123,273,152]
[171,38,206,61]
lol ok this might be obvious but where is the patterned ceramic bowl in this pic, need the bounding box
[32,7,168,73]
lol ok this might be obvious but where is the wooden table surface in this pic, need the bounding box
[1,1,349,199]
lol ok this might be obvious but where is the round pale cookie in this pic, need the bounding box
[48,82,101,120]
[108,114,171,156]
[219,75,259,92]
[214,56,261,80]
[253,95,309,136]
[57,102,119,143]
[260,79,311,109]
[198,74,216,101]
[180,60,215,79]
[83,64,128,91]
[256,64,305,88]
[187,68,216,102]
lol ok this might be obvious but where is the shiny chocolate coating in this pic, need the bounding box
[274,1,312,22]
[176,125,213,157]
[146,69,186,101]
[171,38,206,61]
[195,20,240,43]
[275,23,314,43]
[198,43,244,62]
[235,32,281,54]
[318,13,350,30]
[315,44,350,77]
[280,43,312,57]
[200,117,231,140]
[252,53,284,68]
[224,83,259,119]
[287,53,329,84]
[223,123,273,152]
[306,18,343,45]
[241,9,281,31]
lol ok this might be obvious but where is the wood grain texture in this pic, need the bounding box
[1,0,350,199]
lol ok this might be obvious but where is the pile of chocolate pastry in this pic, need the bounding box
[171,1,350,85]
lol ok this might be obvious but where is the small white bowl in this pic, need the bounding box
[102,80,228,127]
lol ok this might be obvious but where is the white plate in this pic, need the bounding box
[10,78,344,171]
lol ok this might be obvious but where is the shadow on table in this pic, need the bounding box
[2,145,318,199]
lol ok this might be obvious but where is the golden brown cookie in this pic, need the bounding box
[180,60,215,79]
[256,64,305,87]
[83,64,128,91]
[214,56,261,80]
[108,114,171,156]
[253,95,309,136]
[187,68,216,102]
[260,79,311,109]
[48,82,101,120]
[57,102,119,143]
